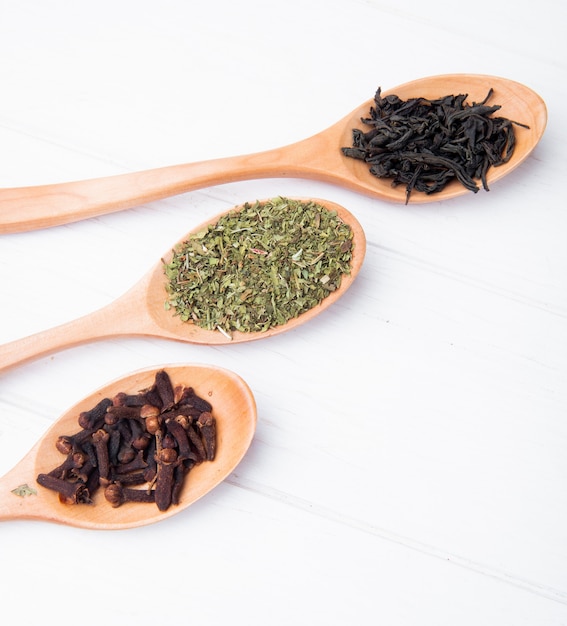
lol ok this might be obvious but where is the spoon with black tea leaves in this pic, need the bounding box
[0,364,256,529]
[0,197,366,373]
[0,74,546,234]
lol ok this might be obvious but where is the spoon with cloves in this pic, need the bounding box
[0,197,366,373]
[0,364,257,530]
[0,74,547,234]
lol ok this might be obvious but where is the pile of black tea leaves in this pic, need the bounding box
[341,87,529,202]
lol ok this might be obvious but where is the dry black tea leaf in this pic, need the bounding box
[342,87,529,202]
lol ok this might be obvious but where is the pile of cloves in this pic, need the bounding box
[36,369,217,512]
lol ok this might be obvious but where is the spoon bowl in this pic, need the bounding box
[0,74,547,233]
[0,364,257,530]
[0,197,366,372]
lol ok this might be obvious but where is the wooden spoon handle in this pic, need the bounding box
[0,292,149,373]
[0,138,331,234]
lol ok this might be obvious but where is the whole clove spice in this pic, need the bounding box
[165,417,194,462]
[92,429,111,483]
[154,368,175,410]
[154,448,179,512]
[197,411,216,461]
[46,450,86,479]
[104,482,156,508]
[342,87,529,202]
[37,473,92,504]
[163,197,354,337]
[78,397,113,430]
[36,369,217,512]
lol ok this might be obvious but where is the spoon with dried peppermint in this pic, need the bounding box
[0,197,366,373]
[0,364,257,529]
[0,74,546,234]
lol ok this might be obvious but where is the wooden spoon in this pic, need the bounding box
[0,197,366,373]
[0,74,546,234]
[0,364,257,529]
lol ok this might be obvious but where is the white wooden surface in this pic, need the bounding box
[0,0,565,623]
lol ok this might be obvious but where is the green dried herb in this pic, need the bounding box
[11,483,37,497]
[163,197,354,336]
